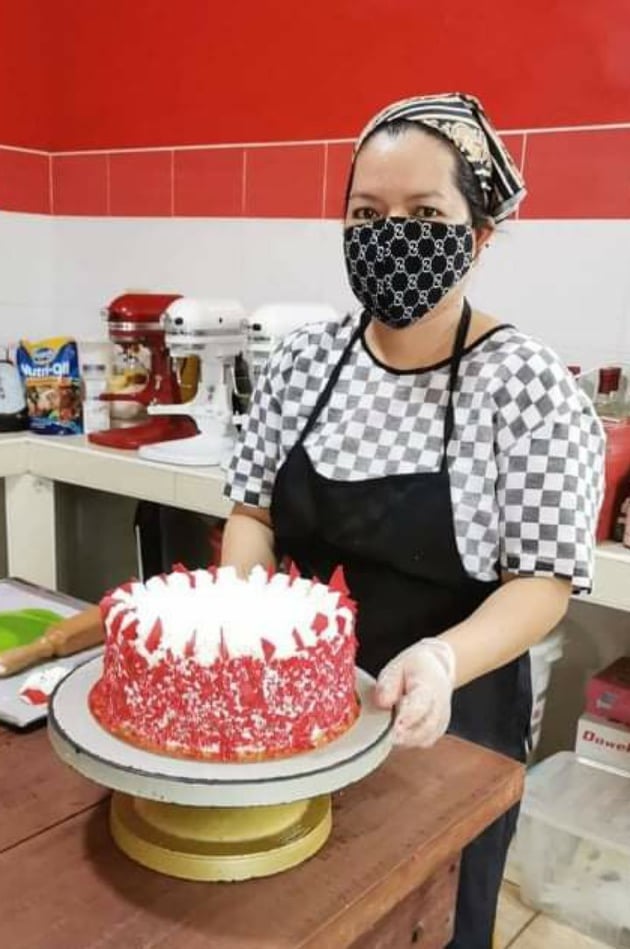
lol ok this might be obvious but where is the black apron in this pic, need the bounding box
[270,300,531,949]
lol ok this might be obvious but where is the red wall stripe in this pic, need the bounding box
[52,154,108,215]
[108,151,173,217]
[47,1,630,151]
[0,149,50,214]
[520,129,630,219]
[0,2,56,149]
[2,127,629,219]
[2,4,627,156]
[324,143,355,219]
[174,149,244,217]
[243,145,326,219]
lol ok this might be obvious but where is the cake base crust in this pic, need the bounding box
[89,635,359,762]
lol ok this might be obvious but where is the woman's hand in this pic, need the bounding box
[374,638,456,748]
[221,504,276,577]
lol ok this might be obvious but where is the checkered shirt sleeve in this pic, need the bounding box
[493,344,605,593]
[225,345,286,508]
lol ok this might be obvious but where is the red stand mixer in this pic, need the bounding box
[88,293,198,451]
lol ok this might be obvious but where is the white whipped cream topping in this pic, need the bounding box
[106,565,354,665]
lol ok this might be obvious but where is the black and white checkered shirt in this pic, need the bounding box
[226,315,605,593]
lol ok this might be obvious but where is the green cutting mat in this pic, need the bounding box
[0,609,62,652]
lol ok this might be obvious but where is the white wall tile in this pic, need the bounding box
[3,213,630,372]
[0,213,53,306]
[50,217,356,337]
[469,220,630,370]
[0,305,56,346]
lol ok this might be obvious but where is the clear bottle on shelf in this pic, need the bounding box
[81,360,110,434]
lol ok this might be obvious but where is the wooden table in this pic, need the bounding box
[0,725,522,949]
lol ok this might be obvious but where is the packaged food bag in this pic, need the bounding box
[16,338,83,435]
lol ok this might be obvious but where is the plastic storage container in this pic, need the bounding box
[81,360,109,434]
[79,342,111,435]
[529,629,564,755]
[516,752,630,947]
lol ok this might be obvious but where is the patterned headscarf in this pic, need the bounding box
[355,92,526,223]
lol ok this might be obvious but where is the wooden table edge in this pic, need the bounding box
[299,738,524,948]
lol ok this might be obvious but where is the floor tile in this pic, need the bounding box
[495,882,536,948]
[510,913,610,948]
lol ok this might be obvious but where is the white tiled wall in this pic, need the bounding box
[50,217,352,340]
[1,212,629,373]
[0,212,54,341]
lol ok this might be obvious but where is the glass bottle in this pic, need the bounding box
[595,367,625,421]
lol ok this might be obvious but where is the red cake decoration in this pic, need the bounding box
[89,564,359,762]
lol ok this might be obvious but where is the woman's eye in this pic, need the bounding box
[351,207,380,221]
[412,206,440,219]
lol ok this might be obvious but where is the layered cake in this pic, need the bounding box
[89,564,358,761]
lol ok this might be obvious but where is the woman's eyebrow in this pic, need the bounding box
[407,191,446,201]
[348,190,446,202]
[347,191,381,202]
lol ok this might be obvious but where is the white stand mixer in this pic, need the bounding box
[138,299,248,468]
[139,300,340,468]
[247,302,340,387]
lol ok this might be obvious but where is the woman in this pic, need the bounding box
[222,93,604,948]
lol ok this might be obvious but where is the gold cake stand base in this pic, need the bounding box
[110,792,332,881]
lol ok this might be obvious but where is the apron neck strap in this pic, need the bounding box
[297,299,472,454]
[441,298,472,469]
[297,317,365,446]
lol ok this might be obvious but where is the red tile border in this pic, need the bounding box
[323,142,354,219]
[244,144,326,218]
[108,150,172,216]
[51,154,108,215]
[174,148,244,216]
[497,133,526,219]
[0,149,50,214]
[521,128,630,219]
[1,127,629,218]
[500,134,526,175]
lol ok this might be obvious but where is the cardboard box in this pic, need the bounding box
[585,657,630,727]
[575,713,630,774]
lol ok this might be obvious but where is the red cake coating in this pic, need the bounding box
[89,565,359,761]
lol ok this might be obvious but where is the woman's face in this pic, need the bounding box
[346,128,473,229]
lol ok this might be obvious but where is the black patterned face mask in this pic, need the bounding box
[344,217,474,328]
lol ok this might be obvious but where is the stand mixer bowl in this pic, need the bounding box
[89,293,199,450]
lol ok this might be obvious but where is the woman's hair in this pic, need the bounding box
[345,118,493,230]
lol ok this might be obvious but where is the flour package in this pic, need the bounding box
[16,338,83,435]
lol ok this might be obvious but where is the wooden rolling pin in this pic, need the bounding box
[0,606,104,677]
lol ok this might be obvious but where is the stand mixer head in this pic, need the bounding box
[139,301,339,468]
[247,303,340,386]
[88,293,198,450]
[138,298,248,468]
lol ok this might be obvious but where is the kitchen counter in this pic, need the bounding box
[0,724,522,948]
[1,432,629,612]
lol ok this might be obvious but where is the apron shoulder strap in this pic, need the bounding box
[297,315,365,445]
[441,298,472,468]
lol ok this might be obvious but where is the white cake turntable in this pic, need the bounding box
[48,656,393,882]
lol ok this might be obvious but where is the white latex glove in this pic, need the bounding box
[374,638,456,748]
